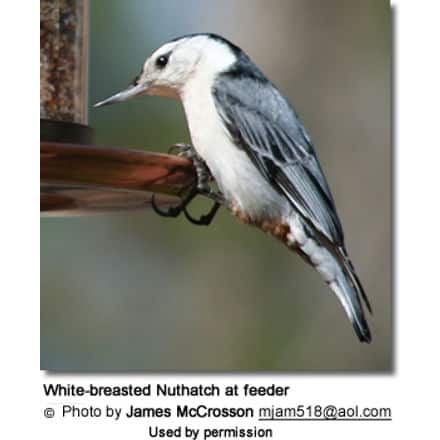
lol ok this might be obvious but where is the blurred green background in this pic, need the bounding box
[41,0,391,371]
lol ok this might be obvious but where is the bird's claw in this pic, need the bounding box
[183,202,221,226]
[151,193,186,218]
[153,143,224,226]
[168,143,194,158]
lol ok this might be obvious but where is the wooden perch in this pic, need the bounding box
[41,141,196,216]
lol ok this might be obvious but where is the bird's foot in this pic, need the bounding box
[168,142,194,157]
[151,186,198,219]
[152,144,224,225]
[169,143,213,192]
[183,201,221,226]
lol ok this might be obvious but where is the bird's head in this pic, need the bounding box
[94,33,239,107]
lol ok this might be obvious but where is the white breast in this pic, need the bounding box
[181,74,287,221]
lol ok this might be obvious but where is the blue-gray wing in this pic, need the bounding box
[213,73,344,246]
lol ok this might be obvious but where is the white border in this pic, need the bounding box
[1,0,440,437]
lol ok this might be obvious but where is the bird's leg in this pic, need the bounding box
[164,143,225,226]
[184,146,224,225]
[184,166,223,225]
[151,144,202,218]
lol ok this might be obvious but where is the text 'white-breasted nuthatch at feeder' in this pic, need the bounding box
[95,33,372,342]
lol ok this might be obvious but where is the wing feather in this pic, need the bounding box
[213,75,344,245]
[210,47,371,341]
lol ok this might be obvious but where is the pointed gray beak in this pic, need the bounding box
[94,82,149,108]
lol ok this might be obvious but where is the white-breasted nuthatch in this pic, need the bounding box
[95,33,372,342]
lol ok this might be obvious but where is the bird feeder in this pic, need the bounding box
[40,0,92,143]
[40,0,195,216]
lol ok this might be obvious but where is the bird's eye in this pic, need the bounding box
[155,54,169,69]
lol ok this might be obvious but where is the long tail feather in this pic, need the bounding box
[286,217,372,342]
